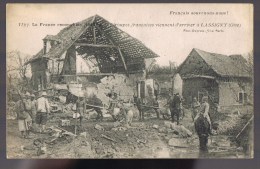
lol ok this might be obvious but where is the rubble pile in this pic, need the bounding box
[217,114,251,136]
[162,121,193,137]
[216,106,253,135]
[96,75,134,105]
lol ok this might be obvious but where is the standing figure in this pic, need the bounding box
[16,92,32,138]
[31,94,37,123]
[194,96,212,131]
[24,92,33,137]
[136,97,144,121]
[194,107,211,157]
[36,91,50,133]
[191,97,200,121]
[107,92,118,121]
[118,101,133,128]
[173,93,182,125]
[76,96,86,126]
[168,93,175,123]
[152,96,160,119]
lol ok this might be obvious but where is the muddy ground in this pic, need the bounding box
[7,108,248,159]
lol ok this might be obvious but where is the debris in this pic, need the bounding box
[168,138,188,148]
[111,127,127,131]
[50,104,62,113]
[95,147,103,154]
[113,121,122,128]
[158,127,168,133]
[178,125,192,137]
[233,109,241,115]
[103,113,112,119]
[80,132,87,138]
[101,134,117,143]
[152,124,159,129]
[60,119,70,127]
[85,103,106,109]
[20,146,24,151]
[86,110,98,119]
[136,138,147,144]
[95,124,104,131]
[163,122,192,137]
[55,126,77,136]
[59,96,67,104]
[164,121,172,128]
[97,75,133,105]
[37,145,47,156]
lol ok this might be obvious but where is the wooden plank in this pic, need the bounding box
[51,73,115,76]
[236,115,253,139]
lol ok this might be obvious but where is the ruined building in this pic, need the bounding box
[26,15,159,92]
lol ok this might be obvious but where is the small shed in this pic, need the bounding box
[177,48,252,107]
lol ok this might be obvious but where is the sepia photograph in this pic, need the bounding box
[6,3,253,159]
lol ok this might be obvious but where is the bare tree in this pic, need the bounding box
[7,50,31,91]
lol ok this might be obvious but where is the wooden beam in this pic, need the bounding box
[95,24,129,76]
[52,73,115,76]
[74,43,117,48]
[117,47,129,76]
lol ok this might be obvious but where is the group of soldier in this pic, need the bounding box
[16,91,50,138]
[167,91,213,156]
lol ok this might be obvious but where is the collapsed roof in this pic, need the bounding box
[27,15,159,74]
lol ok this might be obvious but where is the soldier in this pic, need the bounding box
[76,95,86,126]
[136,97,144,121]
[152,96,160,119]
[16,92,32,138]
[168,93,175,123]
[107,92,118,115]
[36,91,50,133]
[194,96,212,131]
[191,97,200,121]
[31,94,37,123]
[170,93,182,125]
[175,93,182,124]
[194,102,211,157]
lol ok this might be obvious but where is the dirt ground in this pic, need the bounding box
[7,108,247,159]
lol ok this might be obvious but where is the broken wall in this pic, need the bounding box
[30,58,49,90]
[62,46,77,75]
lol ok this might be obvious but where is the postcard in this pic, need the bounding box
[6,3,253,159]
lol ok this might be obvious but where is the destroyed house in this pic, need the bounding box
[177,48,252,107]
[26,15,159,91]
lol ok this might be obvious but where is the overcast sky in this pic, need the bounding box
[7,4,253,66]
